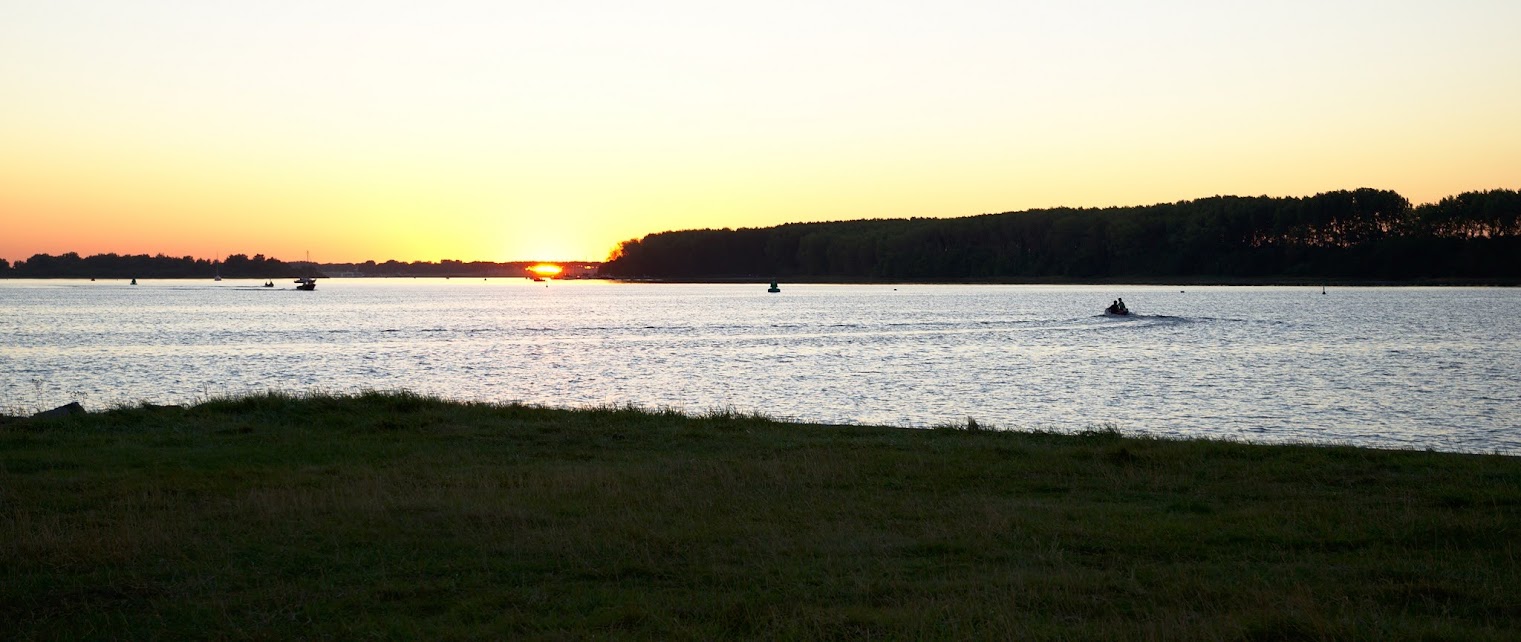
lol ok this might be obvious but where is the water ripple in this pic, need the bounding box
[2,280,1518,454]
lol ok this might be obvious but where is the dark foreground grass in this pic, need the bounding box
[3,392,1519,640]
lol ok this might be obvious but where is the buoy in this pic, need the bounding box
[767,280,780,293]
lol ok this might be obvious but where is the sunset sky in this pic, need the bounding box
[3,1,1518,263]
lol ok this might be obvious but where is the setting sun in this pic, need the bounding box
[528,264,563,278]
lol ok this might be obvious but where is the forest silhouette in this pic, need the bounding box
[0,255,580,280]
[5,188,1518,281]
[601,188,1521,281]
[0,253,307,279]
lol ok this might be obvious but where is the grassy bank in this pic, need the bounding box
[3,393,1518,640]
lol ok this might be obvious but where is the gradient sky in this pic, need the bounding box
[3,1,1518,263]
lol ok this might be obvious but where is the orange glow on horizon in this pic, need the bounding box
[528,263,563,277]
[2,3,1518,263]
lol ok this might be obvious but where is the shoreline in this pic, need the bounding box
[605,275,1521,286]
[5,275,1516,286]
[4,393,1512,457]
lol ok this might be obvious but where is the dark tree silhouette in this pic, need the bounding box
[2,253,304,279]
[601,189,1521,281]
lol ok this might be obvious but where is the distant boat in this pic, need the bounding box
[768,281,780,293]
[295,250,317,290]
[1104,299,1131,316]
[263,281,274,288]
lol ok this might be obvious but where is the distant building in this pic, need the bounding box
[557,263,602,279]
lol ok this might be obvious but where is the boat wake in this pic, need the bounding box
[1094,313,1195,326]
[1097,312,1186,320]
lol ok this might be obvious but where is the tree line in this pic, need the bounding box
[7,188,1516,281]
[0,254,604,279]
[600,188,1521,281]
[0,253,312,279]
[316,260,595,278]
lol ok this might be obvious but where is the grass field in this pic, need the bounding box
[3,392,1519,640]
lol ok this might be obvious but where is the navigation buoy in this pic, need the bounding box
[768,281,780,293]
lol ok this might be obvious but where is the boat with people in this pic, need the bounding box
[1104,298,1130,316]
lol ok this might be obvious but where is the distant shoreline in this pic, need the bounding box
[2,275,1517,286]
[605,275,1521,287]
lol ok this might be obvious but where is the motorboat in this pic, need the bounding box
[294,251,318,290]
[1104,300,1130,316]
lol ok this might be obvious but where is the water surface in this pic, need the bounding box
[3,279,1517,453]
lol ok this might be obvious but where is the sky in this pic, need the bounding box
[3,1,1519,263]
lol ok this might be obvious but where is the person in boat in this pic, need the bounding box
[1117,298,1128,314]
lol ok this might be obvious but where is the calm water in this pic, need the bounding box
[2,279,1518,454]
